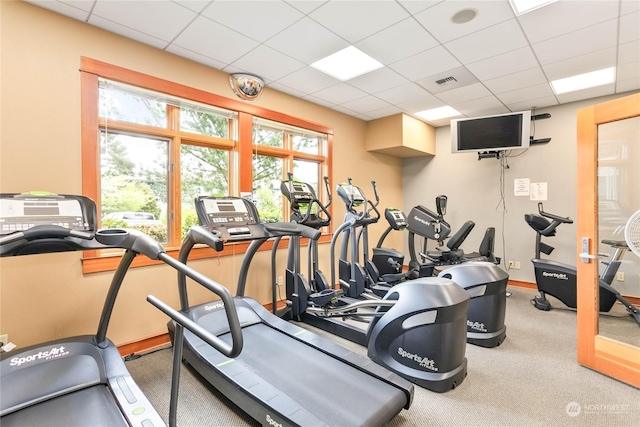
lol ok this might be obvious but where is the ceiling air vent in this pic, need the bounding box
[436,76,457,86]
[416,67,479,94]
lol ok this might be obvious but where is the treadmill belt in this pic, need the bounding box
[189,322,407,427]
[1,385,127,427]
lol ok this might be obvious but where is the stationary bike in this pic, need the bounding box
[525,202,640,325]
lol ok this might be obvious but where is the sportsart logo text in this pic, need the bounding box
[10,346,69,367]
[467,320,488,332]
[204,302,224,311]
[542,271,569,280]
[266,415,282,427]
[398,347,438,371]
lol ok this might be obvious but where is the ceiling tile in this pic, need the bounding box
[617,76,640,93]
[340,95,392,114]
[414,0,514,44]
[171,0,212,14]
[26,0,91,19]
[374,83,432,104]
[267,81,307,99]
[346,67,409,94]
[396,0,442,15]
[496,83,555,106]
[166,44,227,70]
[532,20,617,65]
[229,45,306,82]
[619,40,640,65]
[444,19,528,65]
[365,105,405,120]
[483,67,548,95]
[91,0,197,42]
[617,60,640,83]
[452,96,509,117]
[542,48,617,81]
[310,83,368,105]
[88,15,169,49]
[396,95,445,113]
[504,95,558,112]
[300,94,335,109]
[171,16,259,65]
[466,46,539,81]
[284,1,328,15]
[356,18,439,65]
[308,1,409,43]
[200,1,303,43]
[264,17,349,64]
[619,10,640,44]
[275,66,340,94]
[389,45,462,81]
[517,0,619,44]
[555,84,615,104]
[436,82,492,104]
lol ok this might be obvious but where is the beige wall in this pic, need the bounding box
[403,91,640,296]
[0,1,403,348]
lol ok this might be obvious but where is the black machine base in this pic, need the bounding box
[438,262,509,348]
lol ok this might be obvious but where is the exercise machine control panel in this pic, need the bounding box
[195,196,269,241]
[336,183,366,207]
[281,181,316,204]
[0,193,93,235]
[385,208,408,231]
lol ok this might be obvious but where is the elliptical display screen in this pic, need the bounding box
[0,196,89,234]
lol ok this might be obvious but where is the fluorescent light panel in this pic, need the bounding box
[415,106,462,121]
[550,67,616,95]
[509,0,558,15]
[311,46,383,81]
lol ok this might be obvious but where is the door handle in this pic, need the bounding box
[579,237,609,263]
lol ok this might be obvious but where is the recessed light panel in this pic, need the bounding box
[415,106,462,121]
[509,0,557,16]
[311,46,384,81]
[550,67,616,95]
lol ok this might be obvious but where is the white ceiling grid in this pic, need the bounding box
[24,0,640,127]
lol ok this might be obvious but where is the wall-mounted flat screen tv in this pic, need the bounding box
[451,110,531,154]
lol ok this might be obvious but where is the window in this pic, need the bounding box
[81,57,332,273]
[98,79,235,246]
[252,118,328,223]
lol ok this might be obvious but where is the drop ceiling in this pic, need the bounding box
[25,0,640,127]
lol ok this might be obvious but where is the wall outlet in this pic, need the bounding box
[508,261,514,269]
[515,261,521,270]
[0,334,8,346]
[277,276,284,286]
[616,272,625,282]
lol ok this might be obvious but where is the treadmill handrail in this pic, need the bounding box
[147,295,240,357]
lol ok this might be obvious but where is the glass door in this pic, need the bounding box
[576,93,640,387]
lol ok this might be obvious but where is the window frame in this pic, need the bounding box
[80,57,333,273]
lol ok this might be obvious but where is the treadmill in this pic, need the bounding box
[168,196,414,427]
[0,192,242,427]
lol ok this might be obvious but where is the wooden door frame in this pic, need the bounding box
[576,92,640,387]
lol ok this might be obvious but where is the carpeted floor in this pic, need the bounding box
[125,286,639,426]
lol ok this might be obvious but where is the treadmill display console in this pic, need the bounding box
[197,197,265,239]
[0,195,90,235]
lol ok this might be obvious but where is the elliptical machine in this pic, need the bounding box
[525,203,640,325]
